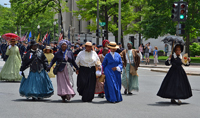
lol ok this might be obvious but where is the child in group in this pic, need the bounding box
[153,46,159,66]
[157,44,192,105]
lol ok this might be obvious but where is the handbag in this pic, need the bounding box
[98,74,105,82]
[127,50,137,76]
[53,59,63,75]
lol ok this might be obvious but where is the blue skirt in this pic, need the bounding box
[19,70,54,99]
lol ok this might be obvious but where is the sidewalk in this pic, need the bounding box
[140,62,200,76]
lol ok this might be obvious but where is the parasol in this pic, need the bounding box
[162,35,185,54]
[2,33,20,41]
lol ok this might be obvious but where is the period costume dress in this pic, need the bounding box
[95,54,105,94]
[0,45,22,81]
[157,53,192,99]
[76,45,101,102]
[19,41,54,99]
[120,49,140,92]
[102,51,123,103]
[44,47,55,78]
[49,49,78,101]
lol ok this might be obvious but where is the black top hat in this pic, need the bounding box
[30,40,38,47]
[173,44,184,52]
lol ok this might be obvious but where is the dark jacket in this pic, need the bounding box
[49,50,79,72]
[20,49,49,73]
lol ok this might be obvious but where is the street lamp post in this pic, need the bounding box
[78,14,82,36]
[53,21,56,41]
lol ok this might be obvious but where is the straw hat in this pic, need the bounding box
[107,42,119,49]
[43,46,53,53]
[85,42,92,47]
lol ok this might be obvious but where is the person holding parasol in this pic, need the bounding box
[0,33,22,81]
[157,36,192,105]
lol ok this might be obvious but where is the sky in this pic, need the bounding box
[0,0,11,8]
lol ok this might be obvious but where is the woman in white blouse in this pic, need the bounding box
[75,42,101,102]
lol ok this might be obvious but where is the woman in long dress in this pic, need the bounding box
[157,44,192,105]
[48,40,79,102]
[0,38,22,81]
[102,42,123,103]
[44,46,55,78]
[76,42,101,102]
[120,42,140,94]
[19,40,54,100]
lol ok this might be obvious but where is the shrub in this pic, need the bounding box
[189,42,200,57]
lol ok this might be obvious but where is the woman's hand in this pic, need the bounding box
[188,57,191,62]
[112,67,117,71]
[76,70,79,74]
[98,66,101,71]
[169,54,172,60]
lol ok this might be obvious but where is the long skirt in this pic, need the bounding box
[122,63,139,92]
[95,77,104,94]
[19,70,54,99]
[77,66,96,102]
[57,64,75,100]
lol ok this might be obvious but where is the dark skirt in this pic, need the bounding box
[19,70,54,99]
[77,66,96,102]
[157,66,192,99]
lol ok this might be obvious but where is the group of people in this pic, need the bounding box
[0,38,193,105]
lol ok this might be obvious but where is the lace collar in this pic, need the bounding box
[173,53,182,59]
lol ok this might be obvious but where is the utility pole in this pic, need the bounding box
[118,0,121,44]
[97,0,99,45]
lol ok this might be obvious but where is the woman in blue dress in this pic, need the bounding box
[19,40,54,100]
[102,42,123,103]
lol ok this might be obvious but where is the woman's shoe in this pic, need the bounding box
[177,100,182,105]
[171,99,177,104]
[98,93,104,98]
[124,89,127,94]
[128,92,133,95]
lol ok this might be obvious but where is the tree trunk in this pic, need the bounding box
[121,24,124,48]
[113,15,118,42]
[139,33,141,45]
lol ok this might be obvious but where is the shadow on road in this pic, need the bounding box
[12,99,51,102]
[45,99,83,104]
[0,81,21,83]
[148,101,189,106]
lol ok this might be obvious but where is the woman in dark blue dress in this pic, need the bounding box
[157,44,192,105]
[19,41,54,100]
[102,42,123,103]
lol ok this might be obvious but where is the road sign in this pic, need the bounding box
[99,22,106,26]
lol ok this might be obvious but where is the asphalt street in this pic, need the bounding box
[0,62,200,118]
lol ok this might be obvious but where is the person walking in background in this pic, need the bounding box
[98,40,110,55]
[116,42,124,53]
[76,42,101,102]
[44,46,55,78]
[19,40,54,100]
[144,43,150,65]
[48,40,78,102]
[153,46,159,66]
[0,38,22,81]
[121,42,140,94]
[148,42,153,56]
[138,44,144,61]
[157,44,192,105]
[95,47,109,98]
[102,42,123,103]
[164,44,169,56]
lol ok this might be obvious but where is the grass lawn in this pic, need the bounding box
[149,56,200,63]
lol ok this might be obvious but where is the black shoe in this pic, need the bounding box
[171,99,177,104]
[32,97,36,101]
[124,89,127,94]
[128,92,133,95]
[145,63,147,65]
[98,93,104,98]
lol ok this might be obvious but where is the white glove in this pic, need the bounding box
[8,45,12,49]
[19,71,22,76]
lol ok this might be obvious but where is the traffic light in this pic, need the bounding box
[179,2,188,21]
[96,29,100,37]
[171,2,179,21]
[176,23,185,35]
[103,30,107,37]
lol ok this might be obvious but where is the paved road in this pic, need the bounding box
[0,62,200,118]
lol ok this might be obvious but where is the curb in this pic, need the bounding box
[151,69,200,76]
